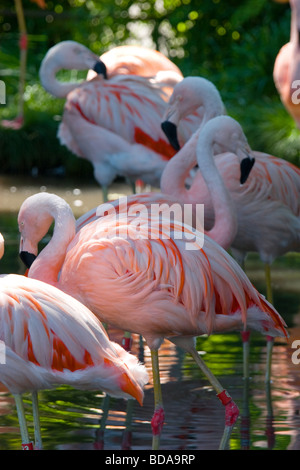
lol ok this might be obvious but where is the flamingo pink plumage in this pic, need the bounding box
[17,192,287,450]
[87,44,183,81]
[0,233,147,450]
[273,0,300,127]
[161,76,300,380]
[76,115,255,252]
[39,41,202,201]
[161,77,300,285]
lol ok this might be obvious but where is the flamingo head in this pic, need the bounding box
[161,76,225,151]
[197,115,256,184]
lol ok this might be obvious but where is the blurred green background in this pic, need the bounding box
[0,0,299,180]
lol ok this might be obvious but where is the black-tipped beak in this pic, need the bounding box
[240,156,255,184]
[93,60,107,79]
[161,121,181,151]
[20,251,37,269]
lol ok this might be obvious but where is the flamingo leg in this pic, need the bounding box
[150,349,165,450]
[241,330,251,380]
[120,330,134,449]
[121,399,134,449]
[264,263,274,383]
[188,347,239,450]
[14,0,27,122]
[31,391,42,450]
[94,394,110,449]
[14,394,33,450]
[102,185,109,203]
[264,263,274,305]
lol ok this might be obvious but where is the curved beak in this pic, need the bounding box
[93,60,107,79]
[240,153,255,184]
[161,121,181,151]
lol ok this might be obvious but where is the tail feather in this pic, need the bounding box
[246,293,288,339]
[258,293,288,337]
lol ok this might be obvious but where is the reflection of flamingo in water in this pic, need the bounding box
[18,190,287,450]
[1,0,46,130]
[39,41,203,201]
[0,233,147,450]
[161,76,300,380]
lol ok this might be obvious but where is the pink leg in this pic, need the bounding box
[151,406,165,437]
[217,390,240,427]
[188,347,240,450]
[150,350,165,449]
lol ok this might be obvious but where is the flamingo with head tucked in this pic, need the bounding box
[39,41,203,201]
[0,233,147,450]
[87,43,183,81]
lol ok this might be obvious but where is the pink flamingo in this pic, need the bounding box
[0,233,147,450]
[86,44,183,81]
[18,189,287,450]
[76,114,255,252]
[273,0,300,127]
[39,41,202,201]
[161,76,300,380]
[1,0,46,130]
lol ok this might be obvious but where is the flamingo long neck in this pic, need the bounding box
[160,129,200,198]
[28,207,76,286]
[290,0,300,44]
[39,56,83,98]
[196,130,237,250]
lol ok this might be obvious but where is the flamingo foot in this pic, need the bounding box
[1,116,24,130]
[121,335,132,352]
[21,442,34,450]
[151,406,165,449]
[217,390,239,450]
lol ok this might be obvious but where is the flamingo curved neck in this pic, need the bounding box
[161,121,237,250]
[290,0,300,45]
[196,130,237,249]
[28,206,76,285]
[39,57,83,98]
[161,129,200,197]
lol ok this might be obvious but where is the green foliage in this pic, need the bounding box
[0,0,299,177]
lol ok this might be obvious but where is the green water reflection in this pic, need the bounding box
[0,211,299,450]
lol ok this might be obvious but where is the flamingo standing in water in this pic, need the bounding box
[273,0,300,127]
[39,41,202,201]
[73,114,254,447]
[161,76,300,380]
[17,131,286,450]
[0,233,147,450]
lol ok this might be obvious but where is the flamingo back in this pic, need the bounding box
[61,213,288,349]
[0,274,148,400]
